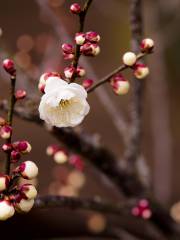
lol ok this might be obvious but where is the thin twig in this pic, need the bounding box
[87,52,146,93]
[5,75,16,174]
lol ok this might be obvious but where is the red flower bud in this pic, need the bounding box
[133,63,149,79]
[131,199,152,219]
[63,53,74,61]
[76,66,86,77]
[61,43,74,54]
[0,125,12,139]
[2,143,13,152]
[85,31,100,43]
[11,150,21,163]
[82,79,94,89]
[140,38,154,53]
[70,3,81,14]
[15,90,27,100]
[64,66,76,79]
[13,140,32,154]
[110,74,130,95]
[3,59,16,75]
[80,43,100,56]
[69,155,84,171]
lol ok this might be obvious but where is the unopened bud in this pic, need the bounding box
[0,125,12,139]
[133,63,149,79]
[46,144,59,156]
[64,66,76,79]
[15,198,34,213]
[110,74,130,95]
[62,43,74,54]
[11,150,21,163]
[0,175,10,192]
[82,79,94,89]
[2,143,13,152]
[70,3,81,14]
[13,140,32,154]
[75,33,86,45]
[15,89,27,100]
[17,161,38,180]
[20,184,37,200]
[3,59,16,75]
[85,31,100,43]
[122,52,137,66]
[0,200,15,220]
[54,150,68,164]
[140,38,154,53]
[80,43,100,56]
[76,66,86,77]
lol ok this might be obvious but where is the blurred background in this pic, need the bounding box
[0,0,180,238]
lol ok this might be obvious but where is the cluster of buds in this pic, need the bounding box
[131,199,152,220]
[46,144,84,171]
[110,74,130,95]
[38,72,61,93]
[0,161,38,220]
[2,140,32,163]
[64,65,86,79]
[121,38,154,80]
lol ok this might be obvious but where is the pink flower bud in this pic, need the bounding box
[122,52,137,66]
[80,43,100,56]
[70,3,81,14]
[3,59,16,75]
[13,140,32,154]
[75,33,86,45]
[85,31,100,43]
[20,184,37,200]
[0,175,10,191]
[82,79,94,89]
[11,150,21,163]
[140,38,154,53]
[0,125,12,139]
[2,143,13,152]
[46,144,59,156]
[17,161,38,180]
[15,198,34,213]
[131,199,152,220]
[69,155,84,171]
[64,66,76,79]
[0,117,6,126]
[54,150,68,164]
[0,199,15,220]
[110,74,130,95]
[62,43,74,54]
[76,66,86,77]
[133,63,149,79]
[15,89,27,100]
[63,53,74,61]
[38,72,60,93]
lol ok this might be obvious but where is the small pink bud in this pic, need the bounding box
[46,144,59,156]
[69,155,84,171]
[133,63,149,79]
[140,38,154,53]
[80,43,100,56]
[2,143,13,152]
[75,33,86,45]
[20,184,37,200]
[11,150,21,163]
[16,161,38,180]
[0,117,6,126]
[3,59,16,75]
[64,66,76,79]
[131,199,152,220]
[85,31,100,43]
[38,82,45,93]
[62,43,74,54]
[82,79,94,89]
[0,199,15,220]
[110,74,130,95]
[70,3,81,14]
[0,125,12,139]
[54,150,68,164]
[122,52,137,66]
[0,175,10,192]
[63,53,75,61]
[13,140,32,154]
[15,89,27,100]
[76,66,86,77]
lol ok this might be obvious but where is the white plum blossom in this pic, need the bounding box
[39,77,90,127]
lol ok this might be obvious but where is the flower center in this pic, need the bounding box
[59,99,71,109]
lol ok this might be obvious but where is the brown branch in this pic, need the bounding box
[87,52,146,93]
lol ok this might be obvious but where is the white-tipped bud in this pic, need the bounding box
[20,184,37,200]
[75,33,86,45]
[15,198,34,213]
[0,200,15,220]
[76,66,86,77]
[122,52,137,66]
[111,74,130,95]
[133,64,149,79]
[54,150,68,164]
[0,175,10,192]
[13,140,32,154]
[46,144,59,156]
[64,66,76,79]
[17,161,38,180]
[140,38,154,52]
[0,125,12,139]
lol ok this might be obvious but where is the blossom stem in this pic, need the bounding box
[71,0,93,81]
[5,75,16,175]
[87,52,146,93]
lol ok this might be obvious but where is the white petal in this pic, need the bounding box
[45,77,68,93]
[68,83,87,98]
